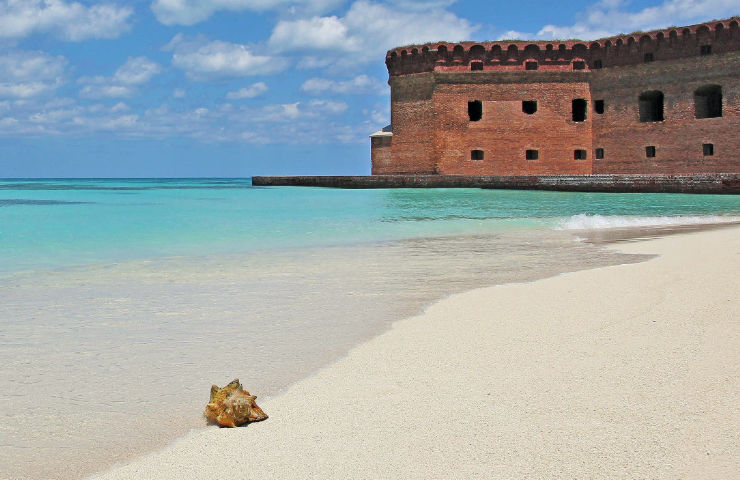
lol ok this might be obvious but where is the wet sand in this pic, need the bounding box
[92,226,740,479]
[1,229,646,480]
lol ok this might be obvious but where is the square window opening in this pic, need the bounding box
[574,149,587,160]
[639,91,664,122]
[644,53,654,62]
[594,100,605,114]
[573,61,585,70]
[468,100,482,121]
[593,59,603,69]
[470,61,483,71]
[471,149,484,160]
[525,61,538,70]
[700,45,712,55]
[694,85,722,119]
[646,146,656,158]
[526,149,539,160]
[522,100,537,114]
[703,143,714,156]
[595,148,604,159]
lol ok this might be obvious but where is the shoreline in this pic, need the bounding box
[91,225,740,479]
[4,224,649,480]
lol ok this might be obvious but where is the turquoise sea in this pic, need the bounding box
[1,178,739,480]
[2,178,740,273]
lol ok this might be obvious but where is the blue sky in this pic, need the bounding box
[0,0,736,177]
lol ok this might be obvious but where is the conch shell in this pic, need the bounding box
[204,378,268,427]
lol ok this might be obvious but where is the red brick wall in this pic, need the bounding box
[591,52,740,173]
[375,74,437,174]
[432,73,593,175]
[370,135,392,174]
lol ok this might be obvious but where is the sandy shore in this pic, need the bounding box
[92,226,739,479]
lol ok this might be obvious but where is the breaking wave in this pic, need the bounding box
[557,214,740,230]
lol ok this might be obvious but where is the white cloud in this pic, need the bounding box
[536,0,738,40]
[273,16,350,50]
[301,74,386,95]
[150,0,344,26]
[268,0,476,66]
[111,102,128,112]
[0,91,359,143]
[78,57,162,99]
[387,0,457,9]
[100,114,138,129]
[0,0,132,41]
[296,56,334,69]
[226,82,268,99]
[308,99,348,114]
[166,35,289,79]
[497,30,533,41]
[0,51,66,98]
[173,88,186,98]
[369,109,386,125]
[79,84,134,99]
[112,57,163,85]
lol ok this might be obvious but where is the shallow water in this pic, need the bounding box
[1,179,739,479]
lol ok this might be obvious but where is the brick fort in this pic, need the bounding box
[371,18,740,177]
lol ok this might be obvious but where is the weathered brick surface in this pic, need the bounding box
[373,17,740,177]
[433,74,593,175]
[252,174,740,194]
[590,53,740,173]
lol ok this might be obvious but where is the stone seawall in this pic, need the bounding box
[252,174,740,194]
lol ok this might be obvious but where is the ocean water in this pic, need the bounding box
[1,178,739,480]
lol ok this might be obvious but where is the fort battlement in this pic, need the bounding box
[373,17,740,178]
[386,18,740,76]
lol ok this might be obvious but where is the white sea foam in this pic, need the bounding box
[557,214,740,230]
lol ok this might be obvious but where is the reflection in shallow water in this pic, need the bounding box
[0,230,648,480]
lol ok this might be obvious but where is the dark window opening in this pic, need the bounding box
[573,61,586,70]
[595,148,604,159]
[645,146,656,158]
[700,45,712,55]
[594,100,605,114]
[572,99,587,122]
[574,149,587,160]
[525,61,538,70]
[644,52,654,62]
[522,100,537,114]
[468,100,482,121]
[470,61,483,71]
[638,91,664,122]
[593,59,603,69]
[471,149,484,160]
[703,143,714,156]
[526,149,539,160]
[694,85,722,118]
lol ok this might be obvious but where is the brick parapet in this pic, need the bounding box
[386,17,740,76]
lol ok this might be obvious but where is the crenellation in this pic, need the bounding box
[386,17,740,75]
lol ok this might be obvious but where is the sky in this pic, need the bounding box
[0,0,737,177]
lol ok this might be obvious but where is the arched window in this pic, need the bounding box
[638,91,664,122]
[694,85,722,118]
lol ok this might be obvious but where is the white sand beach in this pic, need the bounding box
[92,226,739,479]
